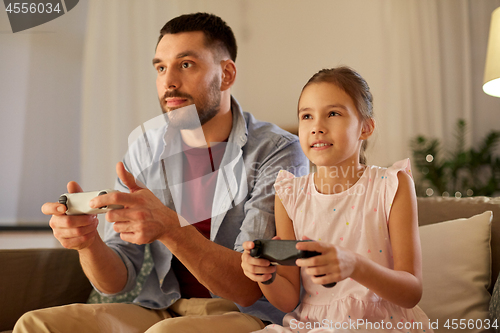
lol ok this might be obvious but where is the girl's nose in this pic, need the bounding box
[310,119,327,135]
[311,125,326,135]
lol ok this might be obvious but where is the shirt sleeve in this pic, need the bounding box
[233,138,309,252]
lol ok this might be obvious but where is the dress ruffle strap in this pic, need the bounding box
[383,158,413,221]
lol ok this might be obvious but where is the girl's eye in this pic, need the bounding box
[301,114,311,120]
[329,111,339,117]
[181,62,192,69]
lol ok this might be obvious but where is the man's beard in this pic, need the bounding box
[160,75,221,130]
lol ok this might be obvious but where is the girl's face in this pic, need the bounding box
[298,82,371,168]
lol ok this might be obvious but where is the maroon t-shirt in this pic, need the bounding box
[170,139,227,298]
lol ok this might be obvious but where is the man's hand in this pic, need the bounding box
[41,182,100,250]
[90,162,182,245]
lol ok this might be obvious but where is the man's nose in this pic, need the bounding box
[163,69,180,90]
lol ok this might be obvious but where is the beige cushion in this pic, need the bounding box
[417,196,500,293]
[418,211,492,333]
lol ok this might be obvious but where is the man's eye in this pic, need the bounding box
[181,62,192,69]
[157,66,165,73]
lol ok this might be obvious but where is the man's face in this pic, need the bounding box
[153,31,222,129]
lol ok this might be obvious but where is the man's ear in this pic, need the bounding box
[220,60,236,91]
[360,118,375,140]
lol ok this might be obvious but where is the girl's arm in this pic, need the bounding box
[296,171,422,308]
[353,170,423,308]
[241,194,301,313]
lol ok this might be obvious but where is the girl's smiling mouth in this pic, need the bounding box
[310,141,333,149]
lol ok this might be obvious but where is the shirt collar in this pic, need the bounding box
[228,96,248,148]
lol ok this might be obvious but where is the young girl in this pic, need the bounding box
[241,67,432,333]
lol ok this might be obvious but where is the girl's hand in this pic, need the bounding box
[241,237,281,283]
[295,236,358,286]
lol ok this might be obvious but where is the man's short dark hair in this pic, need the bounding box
[158,12,237,62]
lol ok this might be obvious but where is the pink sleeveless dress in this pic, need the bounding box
[252,159,433,333]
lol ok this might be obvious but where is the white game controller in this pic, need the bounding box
[58,189,124,215]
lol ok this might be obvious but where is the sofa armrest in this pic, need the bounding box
[0,248,93,331]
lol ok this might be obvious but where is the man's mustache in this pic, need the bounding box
[162,91,193,100]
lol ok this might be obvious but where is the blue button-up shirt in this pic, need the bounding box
[100,96,309,323]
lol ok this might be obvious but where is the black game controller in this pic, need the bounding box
[250,239,336,288]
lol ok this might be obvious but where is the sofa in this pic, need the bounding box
[1,196,499,333]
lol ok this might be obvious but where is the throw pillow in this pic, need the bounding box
[418,211,492,333]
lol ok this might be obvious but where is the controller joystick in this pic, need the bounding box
[250,239,336,288]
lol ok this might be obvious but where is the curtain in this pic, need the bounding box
[81,0,176,191]
[80,0,500,193]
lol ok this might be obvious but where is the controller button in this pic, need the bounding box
[58,195,68,207]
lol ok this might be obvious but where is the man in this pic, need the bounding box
[16,12,308,333]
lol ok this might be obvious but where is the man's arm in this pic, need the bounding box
[93,139,308,306]
[92,162,262,306]
[78,236,128,294]
[162,226,262,306]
